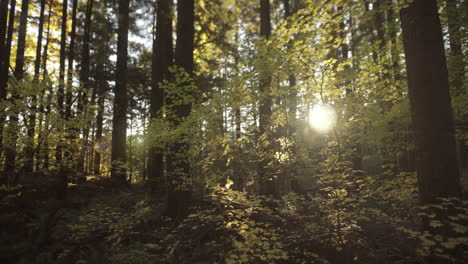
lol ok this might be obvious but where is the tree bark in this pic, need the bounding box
[111,0,130,183]
[400,0,461,204]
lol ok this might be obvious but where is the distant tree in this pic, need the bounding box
[111,0,130,183]
[400,0,461,204]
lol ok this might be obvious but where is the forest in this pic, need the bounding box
[0,0,467,263]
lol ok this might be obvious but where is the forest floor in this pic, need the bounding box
[1,171,467,264]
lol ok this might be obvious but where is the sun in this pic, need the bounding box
[308,104,336,133]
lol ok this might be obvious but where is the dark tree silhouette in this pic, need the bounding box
[400,0,461,204]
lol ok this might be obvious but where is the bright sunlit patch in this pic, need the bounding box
[93,142,105,154]
[308,104,336,133]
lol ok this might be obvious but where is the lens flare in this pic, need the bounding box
[93,142,105,154]
[308,104,336,133]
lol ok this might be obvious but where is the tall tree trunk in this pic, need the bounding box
[111,0,129,183]
[66,0,77,120]
[77,0,93,173]
[23,0,46,172]
[0,0,10,167]
[37,1,52,171]
[400,0,461,203]
[167,0,194,221]
[258,0,274,196]
[93,25,110,175]
[0,0,8,85]
[55,0,68,166]
[5,0,29,173]
[148,0,173,189]
[64,0,78,166]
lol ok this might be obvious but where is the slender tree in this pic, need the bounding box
[94,17,110,175]
[0,0,10,163]
[111,0,130,183]
[55,0,68,165]
[400,0,461,205]
[5,0,29,173]
[37,1,52,170]
[77,0,93,172]
[0,0,8,75]
[148,0,173,188]
[63,0,78,166]
[23,0,47,172]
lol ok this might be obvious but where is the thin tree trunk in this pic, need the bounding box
[5,0,29,173]
[64,0,78,166]
[37,1,52,171]
[111,0,129,183]
[93,29,109,175]
[77,0,93,173]
[55,0,68,166]
[0,0,10,167]
[23,0,46,172]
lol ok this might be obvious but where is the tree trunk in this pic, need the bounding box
[148,0,173,189]
[77,0,93,173]
[111,0,129,184]
[93,24,110,175]
[64,0,78,166]
[5,0,29,173]
[55,0,68,166]
[400,0,461,203]
[258,0,275,196]
[23,0,46,172]
[37,2,52,171]
[0,0,10,168]
[0,0,8,85]
[167,0,194,221]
